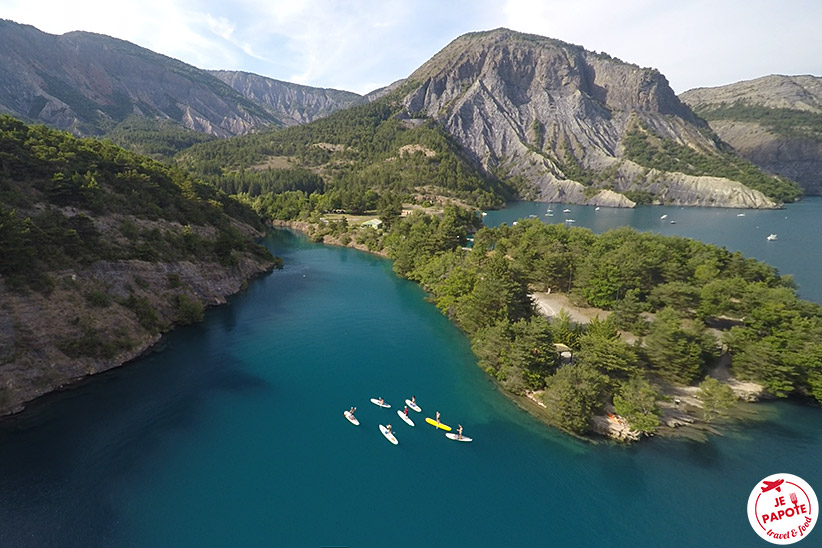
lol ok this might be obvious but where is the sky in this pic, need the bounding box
[1,0,820,95]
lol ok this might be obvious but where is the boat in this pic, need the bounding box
[481,212,487,216]
[424,417,452,431]
[669,220,676,224]
[562,208,571,213]
[379,425,398,445]
[445,432,472,442]
[405,399,422,412]
[660,214,668,220]
[544,213,553,217]
[595,207,600,211]
[564,219,576,223]
[767,233,778,241]
[370,398,390,408]
[397,410,414,426]
[737,213,746,217]
[344,411,360,426]
[528,214,537,218]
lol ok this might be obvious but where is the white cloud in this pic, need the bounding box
[1,0,820,94]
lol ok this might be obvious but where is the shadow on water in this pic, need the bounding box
[0,312,272,547]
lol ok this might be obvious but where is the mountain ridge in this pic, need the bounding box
[398,28,791,208]
[0,19,361,140]
[680,74,822,195]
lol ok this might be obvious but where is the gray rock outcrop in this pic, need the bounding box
[681,75,822,195]
[399,29,779,208]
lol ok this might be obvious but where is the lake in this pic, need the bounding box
[483,196,822,303]
[0,217,820,547]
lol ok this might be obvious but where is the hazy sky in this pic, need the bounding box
[1,0,820,95]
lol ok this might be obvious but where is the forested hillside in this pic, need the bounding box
[178,93,519,218]
[0,115,277,415]
[378,215,822,436]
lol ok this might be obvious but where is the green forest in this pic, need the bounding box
[374,215,822,435]
[622,126,803,203]
[694,102,822,143]
[0,115,275,292]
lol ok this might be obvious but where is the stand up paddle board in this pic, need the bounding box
[445,432,472,442]
[370,398,390,408]
[344,411,359,426]
[424,417,452,431]
[379,424,398,445]
[397,409,414,426]
[404,399,421,412]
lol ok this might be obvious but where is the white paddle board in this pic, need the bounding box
[397,409,414,426]
[370,398,390,408]
[404,399,421,412]
[445,432,472,442]
[344,411,359,426]
[379,424,398,445]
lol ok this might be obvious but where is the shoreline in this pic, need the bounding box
[0,256,277,419]
[270,222,768,443]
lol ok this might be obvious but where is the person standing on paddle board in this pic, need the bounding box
[404,405,409,416]
[457,424,463,440]
[379,397,385,407]
[435,411,441,427]
[386,424,392,434]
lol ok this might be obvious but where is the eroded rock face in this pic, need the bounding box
[681,75,822,195]
[0,20,276,137]
[400,29,777,208]
[211,70,363,126]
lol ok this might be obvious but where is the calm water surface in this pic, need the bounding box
[0,225,820,547]
[483,196,822,303]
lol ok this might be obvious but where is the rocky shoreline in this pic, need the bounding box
[0,253,276,418]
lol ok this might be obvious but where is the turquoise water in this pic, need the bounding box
[1,228,821,547]
[483,197,822,303]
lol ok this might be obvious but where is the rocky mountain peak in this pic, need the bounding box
[397,29,778,208]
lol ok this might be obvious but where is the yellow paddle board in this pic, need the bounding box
[424,417,452,431]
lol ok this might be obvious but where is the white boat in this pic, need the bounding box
[564,219,576,223]
[563,208,571,213]
[595,207,600,211]
[767,233,778,241]
[379,424,398,445]
[737,213,746,217]
[660,214,668,220]
[481,212,487,216]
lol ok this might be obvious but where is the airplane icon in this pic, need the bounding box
[761,479,784,493]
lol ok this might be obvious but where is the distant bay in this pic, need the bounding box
[0,227,820,547]
[483,196,822,304]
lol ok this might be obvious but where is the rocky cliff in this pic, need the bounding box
[0,116,278,416]
[398,29,784,208]
[681,75,822,195]
[211,70,363,126]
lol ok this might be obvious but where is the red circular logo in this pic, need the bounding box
[748,473,818,544]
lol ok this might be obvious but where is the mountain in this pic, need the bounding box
[210,70,363,126]
[680,75,822,195]
[0,20,360,141]
[0,115,277,416]
[398,29,800,207]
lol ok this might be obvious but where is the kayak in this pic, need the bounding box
[445,432,472,442]
[370,398,390,408]
[424,417,452,431]
[379,424,398,445]
[397,409,414,426]
[404,399,422,412]
[343,411,359,426]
